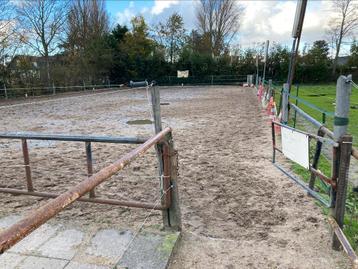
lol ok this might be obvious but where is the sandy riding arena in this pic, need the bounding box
[0,86,349,268]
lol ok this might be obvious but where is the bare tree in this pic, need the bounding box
[0,1,16,61]
[17,0,70,85]
[327,0,358,76]
[63,0,109,84]
[65,0,108,51]
[155,12,186,63]
[0,0,22,85]
[196,0,244,57]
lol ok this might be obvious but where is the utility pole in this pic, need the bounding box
[286,0,307,93]
[255,55,259,88]
[262,40,269,83]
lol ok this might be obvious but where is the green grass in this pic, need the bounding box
[271,83,358,251]
[289,84,358,147]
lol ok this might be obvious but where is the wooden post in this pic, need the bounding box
[211,75,214,85]
[85,142,95,198]
[21,139,33,192]
[162,138,181,230]
[150,86,162,134]
[332,135,352,250]
[281,83,289,124]
[331,75,353,250]
[151,85,173,228]
[52,82,56,95]
[4,84,7,99]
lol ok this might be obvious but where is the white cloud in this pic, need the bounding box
[115,2,136,26]
[151,0,179,15]
[114,0,340,52]
[115,0,197,30]
[239,0,337,49]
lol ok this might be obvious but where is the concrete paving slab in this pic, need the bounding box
[17,256,69,269]
[10,223,60,254]
[118,232,180,269]
[38,229,84,260]
[0,215,180,269]
[0,252,26,269]
[84,229,133,263]
[64,261,111,269]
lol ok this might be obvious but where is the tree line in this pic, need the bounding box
[0,0,357,89]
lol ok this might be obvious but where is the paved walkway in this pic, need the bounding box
[0,215,179,269]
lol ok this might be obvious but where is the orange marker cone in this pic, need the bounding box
[268,101,276,124]
[266,97,273,115]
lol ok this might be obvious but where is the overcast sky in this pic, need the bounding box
[106,0,356,56]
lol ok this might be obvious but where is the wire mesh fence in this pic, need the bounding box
[155,74,248,86]
[0,83,123,100]
[0,74,249,100]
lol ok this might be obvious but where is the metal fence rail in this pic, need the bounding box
[262,75,358,264]
[271,121,337,207]
[0,132,149,197]
[0,132,147,144]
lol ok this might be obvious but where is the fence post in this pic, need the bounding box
[333,75,352,141]
[83,81,86,91]
[21,139,33,192]
[85,142,95,198]
[162,138,181,230]
[211,75,213,85]
[150,85,162,134]
[331,75,352,250]
[52,82,56,95]
[281,83,289,124]
[293,84,299,128]
[3,84,8,99]
[150,85,172,228]
[332,135,352,250]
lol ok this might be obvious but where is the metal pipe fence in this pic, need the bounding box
[259,76,358,265]
[0,127,179,253]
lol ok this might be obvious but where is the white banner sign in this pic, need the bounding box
[177,70,189,78]
[281,127,310,169]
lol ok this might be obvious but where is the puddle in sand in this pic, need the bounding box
[126,119,153,125]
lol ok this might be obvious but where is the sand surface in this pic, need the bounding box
[0,86,349,268]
